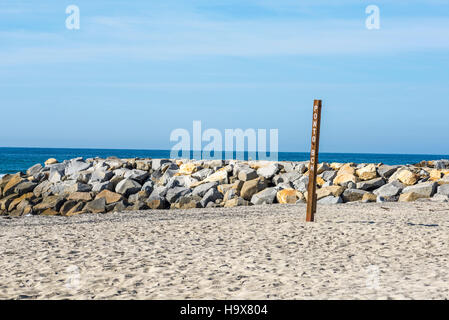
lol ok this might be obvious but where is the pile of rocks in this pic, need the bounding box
[1,157,449,217]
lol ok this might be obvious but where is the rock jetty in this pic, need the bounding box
[1,157,449,216]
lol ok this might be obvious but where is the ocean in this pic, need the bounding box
[0,147,448,175]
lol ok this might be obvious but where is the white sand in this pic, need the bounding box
[1,201,448,299]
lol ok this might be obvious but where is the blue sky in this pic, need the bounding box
[0,0,448,154]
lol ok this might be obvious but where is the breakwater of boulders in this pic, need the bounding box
[1,157,449,216]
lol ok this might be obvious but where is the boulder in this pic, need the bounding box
[342,189,369,202]
[3,175,26,196]
[85,198,107,213]
[276,189,303,204]
[402,181,437,198]
[33,196,65,212]
[141,181,154,194]
[396,169,418,186]
[0,194,19,211]
[334,173,358,186]
[356,164,378,181]
[238,168,258,181]
[178,163,198,175]
[91,181,114,192]
[59,200,80,215]
[431,194,449,202]
[273,172,301,185]
[65,160,92,176]
[128,190,150,204]
[115,178,142,197]
[373,181,404,198]
[26,163,43,176]
[291,176,309,193]
[48,167,65,184]
[65,183,92,193]
[316,186,345,200]
[200,188,223,207]
[317,163,331,174]
[192,182,219,198]
[124,169,149,183]
[251,188,277,205]
[224,197,249,208]
[95,190,124,204]
[429,169,443,181]
[7,193,34,211]
[362,193,377,202]
[320,170,337,182]
[89,169,114,183]
[14,181,37,195]
[399,192,425,202]
[151,159,171,171]
[64,202,86,216]
[165,187,190,203]
[67,192,94,202]
[146,194,169,209]
[317,196,343,205]
[377,165,399,179]
[437,184,449,196]
[356,177,385,191]
[240,178,268,201]
[44,158,58,166]
[33,181,52,198]
[256,163,279,179]
[192,168,213,181]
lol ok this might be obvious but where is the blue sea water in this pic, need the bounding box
[0,147,448,175]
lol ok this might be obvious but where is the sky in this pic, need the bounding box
[0,0,448,154]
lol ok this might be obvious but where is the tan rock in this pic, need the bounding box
[316,186,345,200]
[356,164,378,181]
[397,169,418,186]
[224,197,249,207]
[330,163,344,170]
[63,202,85,216]
[399,192,425,202]
[0,194,19,210]
[178,163,198,175]
[41,208,59,216]
[2,174,25,196]
[44,158,58,166]
[276,189,303,204]
[429,169,443,181]
[95,190,123,204]
[217,184,233,195]
[7,192,34,211]
[191,170,228,187]
[362,193,377,202]
[317,176,326,187]
[334,173,358,186]
[240,178,267,201]
[68,192,93,202]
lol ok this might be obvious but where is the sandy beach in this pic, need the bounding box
[1,201,448,300]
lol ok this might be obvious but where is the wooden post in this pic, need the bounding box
[306,100,322,222]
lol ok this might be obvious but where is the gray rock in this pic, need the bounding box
[274,172,301,185]
[65,160,92,176]
[437,184,449,196]
[141,181,154,194]
[151,159,171,171]
[238,168,258,181]
[402,181,438,198]
[26,163,43,177]
[49,166,65,183]
[165,187,190,203]
[295,162,308,174]
[51,180,76,195]
[280,162,295,172]
[320,170,337,182]
[356,177,385,191]
[115,178,142,197]
[124,169,149,183]
[318,196,343,205]
[85,198,106,213]
[373,181,404,197]
[192,168,213,181]
[342,189,369,202]
[200,188,223,207]
[90,169,114,183]
[291,175,309,192]
[192,182,219,198]
[377,165,399,179]
[434,160,449,169]
[431,194,449,202]
[91,181,114,192]
[33,181,52,198]
[250,187,277,205]
[14,181,37,195]
[256,164,279,179]
[65,182,92,193]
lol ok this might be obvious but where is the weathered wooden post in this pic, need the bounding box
[306,100,322,222]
